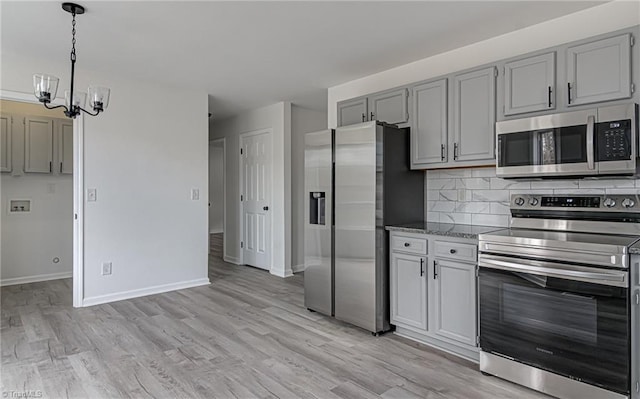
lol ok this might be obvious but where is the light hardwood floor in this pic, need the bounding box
[1,233,549,398]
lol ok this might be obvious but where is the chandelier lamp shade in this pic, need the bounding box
[33,3,110,119]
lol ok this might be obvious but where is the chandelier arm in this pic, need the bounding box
[43,103,69,112]
[78,106,101,117]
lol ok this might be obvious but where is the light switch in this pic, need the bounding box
[191,188,200,201]
[87,188,97,202]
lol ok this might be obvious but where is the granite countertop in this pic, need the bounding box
[385,222,503,240]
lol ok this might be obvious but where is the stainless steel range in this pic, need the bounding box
[478,194,640,399]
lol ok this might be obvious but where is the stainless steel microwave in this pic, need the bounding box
[496,103,638,179]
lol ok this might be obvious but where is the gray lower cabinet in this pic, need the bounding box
[368,88,409,125]
[430,258,477,347]
[337,97,367,127]
[504,52,556,116]
[390,252,427,330]
[411,79,447,168]
[389,231,479,362]
[0,114,12,173]
[452,66,496,163]
[566,33,633,107]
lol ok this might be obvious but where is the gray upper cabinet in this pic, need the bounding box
[58,120,73,174]
[411,79,447,168]
[566,33,633,107]
[368,88,408,125]
[452,66,496,163]
[337,97,367,127]
[1,114,12,173]
[504,52,556,115]
[24,116,54,174]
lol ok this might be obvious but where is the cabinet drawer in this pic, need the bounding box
[391,234,428,255]
[434,241,476,262]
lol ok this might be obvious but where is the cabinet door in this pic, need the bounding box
[411,79,447,167]
[58,120,73,174]
[504,52,555,115]
[452,66,496,162]
[24,116,53,173]
[390,252,427,330]
[566,33,632,106]
[430,258,476,346]
[0,114,12,173]
[368,88,408,125]
[337,97,367,127]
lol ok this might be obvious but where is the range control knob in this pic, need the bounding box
[529,197,539,206]
[603,198,616,208]
[514,197,525,206]
[622,198,635,208]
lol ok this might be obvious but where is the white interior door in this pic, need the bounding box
[241,131,271,270]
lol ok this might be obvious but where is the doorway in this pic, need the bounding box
[209,138,225,259]
[239,129,272,271]
[0,96,79,303]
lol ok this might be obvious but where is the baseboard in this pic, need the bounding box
[82,278,210,307]
[223,255,241,265]
[270,268,294,278]
[292,263,306,273]
[1,271,72,287]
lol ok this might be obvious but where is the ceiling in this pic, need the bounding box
[1,1,606,120]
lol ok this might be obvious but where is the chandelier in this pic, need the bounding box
[33,3,110,118]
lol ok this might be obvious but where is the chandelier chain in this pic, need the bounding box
[70,11,76,62]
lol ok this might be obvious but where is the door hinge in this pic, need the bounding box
[631,83,635,94]
[475,267,479,277]
[494,67,498,77]
[502,66,505,76]
[476,336,480,346]
[630,35,635,47]
[240,241,244,249]
[635,292,639,305]
[636,380,639,393]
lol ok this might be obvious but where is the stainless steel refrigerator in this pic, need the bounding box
[304,121,424,334]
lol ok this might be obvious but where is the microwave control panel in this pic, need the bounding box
[596,119,632,161]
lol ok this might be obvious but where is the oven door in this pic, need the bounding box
[479,254,629,395]
[496,109,597,178]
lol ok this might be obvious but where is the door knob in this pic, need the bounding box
[263,206,269,211]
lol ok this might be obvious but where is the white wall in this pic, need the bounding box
[291,105,327,272]
[209,102,293,277]
[209,140,224,233]
[1,174,73,284]
[327,1,640,127]
[1,50,210,305]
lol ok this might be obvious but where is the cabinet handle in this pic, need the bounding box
[404,242,410,247]
[420,258,424,276]
[440,144,445,162]
[433,260,438,279]
[370,112,374,121]
[567,82,572,104]
[362,113,366,122]
[49,161,52,173]
[548,86,552,108]
[453,143,459,160]
[60,162,62,173]
[450,249,457,254]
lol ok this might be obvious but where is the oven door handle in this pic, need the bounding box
[586,114,595,170]
[478,255,627,287]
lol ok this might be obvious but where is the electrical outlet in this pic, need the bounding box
[101,262,112,276]
[87,188,97,202]
[191,188,200,201]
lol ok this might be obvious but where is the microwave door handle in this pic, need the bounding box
[587,114,595,170]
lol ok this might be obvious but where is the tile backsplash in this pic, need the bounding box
[426,167,640,227]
